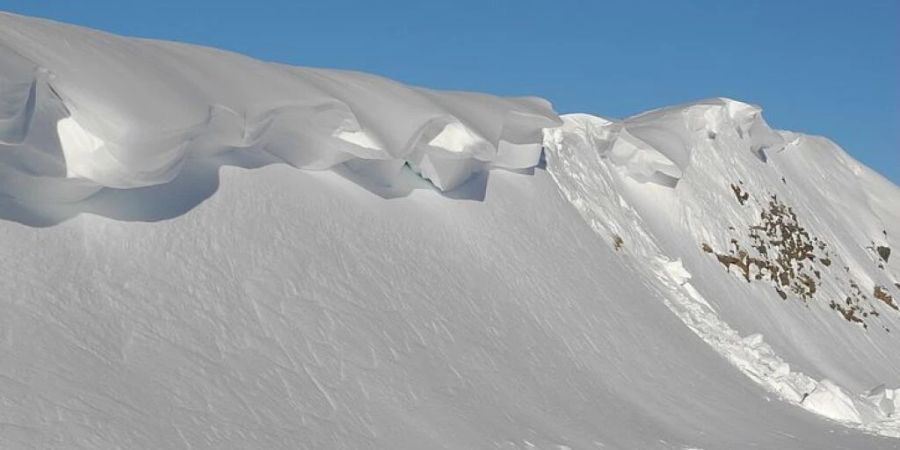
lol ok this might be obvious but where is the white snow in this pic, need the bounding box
[0,13,559,199]
[544,98,900,438]
[1,10,899,450]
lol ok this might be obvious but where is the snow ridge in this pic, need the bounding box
[543,101,900,437]
[2,11,900,448]
[0,12,559,202]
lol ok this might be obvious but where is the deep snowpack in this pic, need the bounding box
[1,11,899,450]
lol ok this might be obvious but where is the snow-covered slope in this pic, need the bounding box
[1,11,899,450]
[545,100,900,437]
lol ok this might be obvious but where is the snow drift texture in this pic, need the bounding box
[2,11,900,450]
[0,13,559,201]
[545,99,900,438]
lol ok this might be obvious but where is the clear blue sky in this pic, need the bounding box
[2,0,897,182]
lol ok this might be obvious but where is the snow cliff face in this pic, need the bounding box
[1,11,899,450]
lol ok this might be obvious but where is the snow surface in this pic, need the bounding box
[544,99,900,438]
[0,13,558,198]
[1,11,900,450]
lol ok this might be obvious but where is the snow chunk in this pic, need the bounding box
[551,114,682,187]
[803,380,862,424]
[658,257,692,285]
[863,385,896,418]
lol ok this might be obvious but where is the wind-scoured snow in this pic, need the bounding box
[544,98,900,437]
[1,11,899,450]
[0,12,558,200]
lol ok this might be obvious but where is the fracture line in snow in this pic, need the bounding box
[651,256,900,437]
[544,111,900,438]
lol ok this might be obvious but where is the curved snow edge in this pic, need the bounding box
[0,12,561,202]
[653,257,900,438]
[543,111,900,438]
